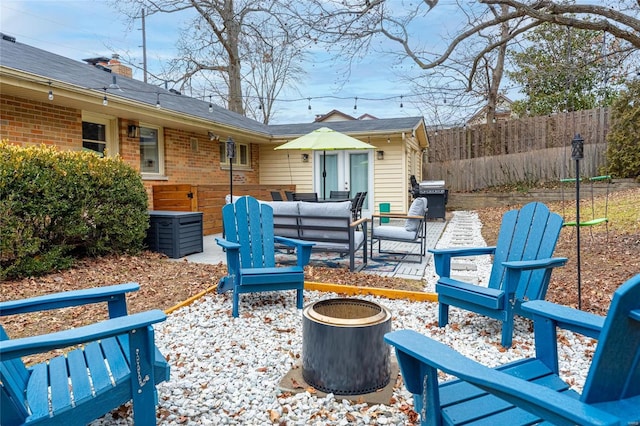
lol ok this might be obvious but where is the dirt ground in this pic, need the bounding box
[2,188,638,365]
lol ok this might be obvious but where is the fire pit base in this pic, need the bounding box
[278,361,399,405]
[301,298,392,395]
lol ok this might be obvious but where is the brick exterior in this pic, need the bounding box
[0,95,81,150]
[0,94,261,209]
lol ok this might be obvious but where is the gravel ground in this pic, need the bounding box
[92,211,596,425]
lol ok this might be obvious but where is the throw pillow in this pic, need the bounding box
[405,198,428,232]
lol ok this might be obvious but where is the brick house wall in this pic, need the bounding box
[0,95,81,150]
[0,94,261,208]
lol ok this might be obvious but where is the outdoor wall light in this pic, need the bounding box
[127,124,139,138]
[302,153,309,162]
[377,150,384,160]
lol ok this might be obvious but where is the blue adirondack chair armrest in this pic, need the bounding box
[501,257,568,297]
[0,282,140,318]
[215,237,241,251]
[274,236,315,267]
[521,300,604,339]
[384,329,622,426]
[429,246,497,278]
[0,309,167,360]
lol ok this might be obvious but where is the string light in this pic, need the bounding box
[102,88,108,106]
[400,95,403,108]
[353,96,358,111]
[156,93,161,109]
[47,81,53,100]
[208,95,213,113]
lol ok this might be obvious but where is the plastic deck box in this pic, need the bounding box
[146,211,203,259]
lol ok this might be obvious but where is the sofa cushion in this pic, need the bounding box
[373,225,420,241]
[298,201,352,241]
[405,198,428,232]
[264,201,300,238]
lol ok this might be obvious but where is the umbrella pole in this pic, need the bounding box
[323,150,327,200]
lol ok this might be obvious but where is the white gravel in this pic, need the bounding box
[92,211,596,425]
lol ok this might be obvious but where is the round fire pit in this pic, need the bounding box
[302,298,391,395]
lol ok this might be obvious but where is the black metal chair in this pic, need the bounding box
[271,191,284,201]
[351,191,367,221]
[329,190,350,199]
[293,192,318,202]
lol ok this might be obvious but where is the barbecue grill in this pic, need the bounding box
[410,176,448,220]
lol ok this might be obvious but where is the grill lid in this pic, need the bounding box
[419,180,445,189]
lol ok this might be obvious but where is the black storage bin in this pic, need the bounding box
[146,211,203,258]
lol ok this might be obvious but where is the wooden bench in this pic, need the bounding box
[267,200,368,272]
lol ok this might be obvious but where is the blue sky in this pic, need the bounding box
[1,0,471,125]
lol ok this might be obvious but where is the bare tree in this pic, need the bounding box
[111,0,306,120]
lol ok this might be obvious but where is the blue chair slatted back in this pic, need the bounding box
[1,326,30,423]
[581,273,640,404]
[489,202,563,301]
[222,196,276,269]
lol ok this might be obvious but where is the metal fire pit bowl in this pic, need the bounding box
[302,298,392,395]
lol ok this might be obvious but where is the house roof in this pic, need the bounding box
[0,36,426,142]
[270,116,426,138]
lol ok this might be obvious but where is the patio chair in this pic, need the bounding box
[385,273,640,426]
[0,283,170,426]
[284,190,295,201]
[216,196,315,317]
[293,192,318,202]
[271,190,284,201]
[370,197,428,263]
[429,201,566,347]
[350,191,367,221]
[329,190,350,199]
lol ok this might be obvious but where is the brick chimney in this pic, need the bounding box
[107,54,132,78]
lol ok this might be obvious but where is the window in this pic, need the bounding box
[220,141,250,167]
[82,112,116,157]
[139,125,164,176]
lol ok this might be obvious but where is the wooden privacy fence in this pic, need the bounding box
[426,108,611,191]
[426,143,608,192]
[152,184,295,235]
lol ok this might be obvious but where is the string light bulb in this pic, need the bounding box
[308,97,311,111]
[400,95,403,108]
[353,96,358,111]
[156,93,161,109]
[48,90,54,101]
[102,88,108,106]
[208,95,213,113]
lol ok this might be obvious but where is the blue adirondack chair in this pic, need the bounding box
[0,283,170,426]
[429,201,567,347]
[216,196,315,317]
[385,273,640,426]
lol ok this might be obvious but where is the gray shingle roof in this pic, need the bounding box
[0,36,424,137]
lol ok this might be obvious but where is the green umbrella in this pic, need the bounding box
[275,127,376,199]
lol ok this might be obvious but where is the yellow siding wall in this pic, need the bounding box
[259,144,314,192]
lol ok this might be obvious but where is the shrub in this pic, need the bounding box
[605,80,640,180]
[0,141,149,279]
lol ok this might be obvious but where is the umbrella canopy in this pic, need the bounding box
[274,127,376,151]
[275,127,376,199]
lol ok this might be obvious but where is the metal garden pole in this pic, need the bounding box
[226,136,236,201]
[571,134,584,309]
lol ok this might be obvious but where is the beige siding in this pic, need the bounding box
[372,141,409,214]
[259,144,314,192]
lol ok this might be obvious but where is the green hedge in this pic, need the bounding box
[0,141,149,279]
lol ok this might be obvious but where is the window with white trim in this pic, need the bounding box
[139,124,165,177]
[81,112,117,157]
[220,142,250,167]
